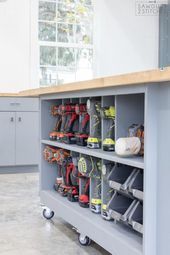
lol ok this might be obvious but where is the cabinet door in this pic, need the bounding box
[15,112,39,165]
[0,112,15,166]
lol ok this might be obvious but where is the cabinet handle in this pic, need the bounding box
[18,117,22,122]
[10,117,14,122]
[10,103,21,106]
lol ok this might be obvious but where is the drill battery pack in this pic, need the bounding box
[79,194,89,208]
[67,187,79,202]
[103,138,115,151]
[63,133,77,144]
[90,199,102,214]
[56,133,65,142]
[76,134,89,146]
[54,181,69,197]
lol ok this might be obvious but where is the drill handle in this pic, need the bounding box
[84,178,90,196]
[60,114,68,132]
[65,113,77,133]
[80,113,90,133]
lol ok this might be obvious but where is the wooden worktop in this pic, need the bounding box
[0,93,20,97]
[1,67,170,97]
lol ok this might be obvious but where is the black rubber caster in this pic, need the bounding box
[42,208,54,220]
[78,234,92,246]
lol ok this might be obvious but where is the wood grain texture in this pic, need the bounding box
[19,67,170,97]
[1,67,170,97]
[103,67,170,86]
[0,93,19,97]
[19,77,104,96]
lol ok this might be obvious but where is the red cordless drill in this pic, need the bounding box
[75,104,90,146]
[79,178,90,208]
[56,103,78,142]
[60,103,79,144]
[49,105,62,140]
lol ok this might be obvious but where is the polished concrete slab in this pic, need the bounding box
[0,173,110,255]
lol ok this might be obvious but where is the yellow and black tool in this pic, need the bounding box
[100,106,116,151]
[86,99,101,149]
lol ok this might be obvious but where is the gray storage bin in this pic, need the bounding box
[128,201,143,234]
[108,192,137,222]
[108,165,137,191]
[129,170,143,200]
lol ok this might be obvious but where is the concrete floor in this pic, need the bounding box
[0,173,110,255]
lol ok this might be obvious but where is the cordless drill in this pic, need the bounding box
[79,177,90,208]
[56,103,79,143]
[49,105,62,140]
[86,99,101,149]
[100,106,116,151]
[75,104,90,146]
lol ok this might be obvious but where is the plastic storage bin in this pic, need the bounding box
[129,170,143,200]
[108,165,137,192]
[108,192,137,222]
[128,201,143,234]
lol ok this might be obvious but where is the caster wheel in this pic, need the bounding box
[42,208,54,220]
[78,234,92,246]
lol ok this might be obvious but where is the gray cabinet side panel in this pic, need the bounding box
[0,112,15,166]
[156,83,170,255]
[144,86,159,255]
[15,112,39,165]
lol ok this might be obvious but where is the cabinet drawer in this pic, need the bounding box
[0,98,17,111]
[15,98,39,111]
[0,98,39,112]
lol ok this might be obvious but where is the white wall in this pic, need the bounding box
[93,0,163,77]
[0,0,166,92]
[0,0,38,93]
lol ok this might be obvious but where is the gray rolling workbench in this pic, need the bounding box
[39,80,170,255]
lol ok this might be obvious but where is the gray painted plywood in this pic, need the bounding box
[0,112,15,166]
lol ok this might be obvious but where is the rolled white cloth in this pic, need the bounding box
[115,137,141,157]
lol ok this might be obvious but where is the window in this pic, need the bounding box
[38,0,93,87]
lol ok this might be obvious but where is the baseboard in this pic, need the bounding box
[0,165,39,174]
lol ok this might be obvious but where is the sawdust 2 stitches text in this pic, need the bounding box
[136,2,165,15]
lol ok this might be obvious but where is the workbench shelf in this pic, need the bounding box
[41,139,144,169]
[40,83,163,255]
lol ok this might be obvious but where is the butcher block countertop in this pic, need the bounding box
[1,67,170,97]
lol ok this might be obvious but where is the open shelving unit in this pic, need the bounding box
[40,84,159,255]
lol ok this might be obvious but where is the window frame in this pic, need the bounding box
[38,0,94,86]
